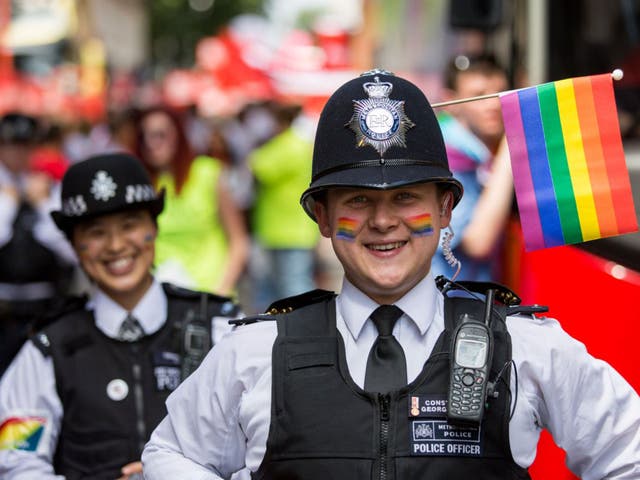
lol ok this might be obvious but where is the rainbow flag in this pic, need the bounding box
[0,416,46,451]
[500,73,637,251]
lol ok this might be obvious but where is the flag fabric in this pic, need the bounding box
[500,73,638,251]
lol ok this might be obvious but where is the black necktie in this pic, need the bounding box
[117,314,144,342]
[364,305,407,392]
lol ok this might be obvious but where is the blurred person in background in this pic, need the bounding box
[136,106,249,297]
[432,54,515,282]
[221,102,284,213]
[61,119,94,165]
[0,113,77,376]
[248,101,319,312]
[29,123,70,181]
[102,108,139,155]
[0,153,240,480]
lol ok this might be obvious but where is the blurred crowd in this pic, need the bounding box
[0,52,518,377]
[0,98,347,374]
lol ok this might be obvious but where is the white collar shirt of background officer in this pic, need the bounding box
[0,278,236,479]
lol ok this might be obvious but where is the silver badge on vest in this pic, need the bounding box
[153,350,182,392]
[106,378,129,401]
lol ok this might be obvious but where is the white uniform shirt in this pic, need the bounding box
[142,274,640,480]
[0,279,235,479]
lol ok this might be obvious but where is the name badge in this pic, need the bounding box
[153,350,181,392]
[408,395,482,457]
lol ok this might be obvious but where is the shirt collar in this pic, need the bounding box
[337,272,440,341]
[90,279,167,338]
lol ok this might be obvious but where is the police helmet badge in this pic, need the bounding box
[347,70,415,156]
[90,171,117,201]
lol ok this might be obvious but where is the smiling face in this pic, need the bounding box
[315,183,452,304]
[72,209,157,310]
[141,111,178,171]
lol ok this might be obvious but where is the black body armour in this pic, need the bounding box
[30,283,237,480]
[0,202,72,288]
[255,295,530,480]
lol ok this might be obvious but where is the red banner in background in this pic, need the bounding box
[0,68,105,122]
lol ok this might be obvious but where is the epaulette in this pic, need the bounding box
[435,276,521,306]
[229,313,276,326]
[435,275,549,317]
[162,282,238,316]
[229,289,336,326]
[265,289,336,314]
[31,331,52,357]
[507,304,549,316]
[30,295,92,358]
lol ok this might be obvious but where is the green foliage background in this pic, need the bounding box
[149,0,264,70]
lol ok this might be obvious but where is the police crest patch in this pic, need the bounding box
[90,171,117,201]
[347,74,414,156]
[153,350,181,392]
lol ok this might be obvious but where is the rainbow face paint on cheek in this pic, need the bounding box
[336,217,359,241]
[406,213,434,236]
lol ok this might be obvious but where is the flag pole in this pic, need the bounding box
[430,69,624,108]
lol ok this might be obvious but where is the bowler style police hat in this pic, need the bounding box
[51,153,165,236]
[300,69,463,220]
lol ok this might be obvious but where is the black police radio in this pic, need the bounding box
[447,289,495,425]
[181,294,211,379]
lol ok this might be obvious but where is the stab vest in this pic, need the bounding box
[255,294,530,480]
[30,283,237,480]
[0,201,71,288]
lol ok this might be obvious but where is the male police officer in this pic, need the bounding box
[0,153,239,479]
[142,71,640,479]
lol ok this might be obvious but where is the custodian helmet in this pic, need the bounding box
[300,69,463,220]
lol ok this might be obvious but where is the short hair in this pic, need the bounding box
[444,53,508,91]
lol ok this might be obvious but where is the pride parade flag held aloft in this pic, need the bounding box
[500,73,638,251]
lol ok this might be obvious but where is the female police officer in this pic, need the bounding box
[0,153,239,480]
[142,71,639,479]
